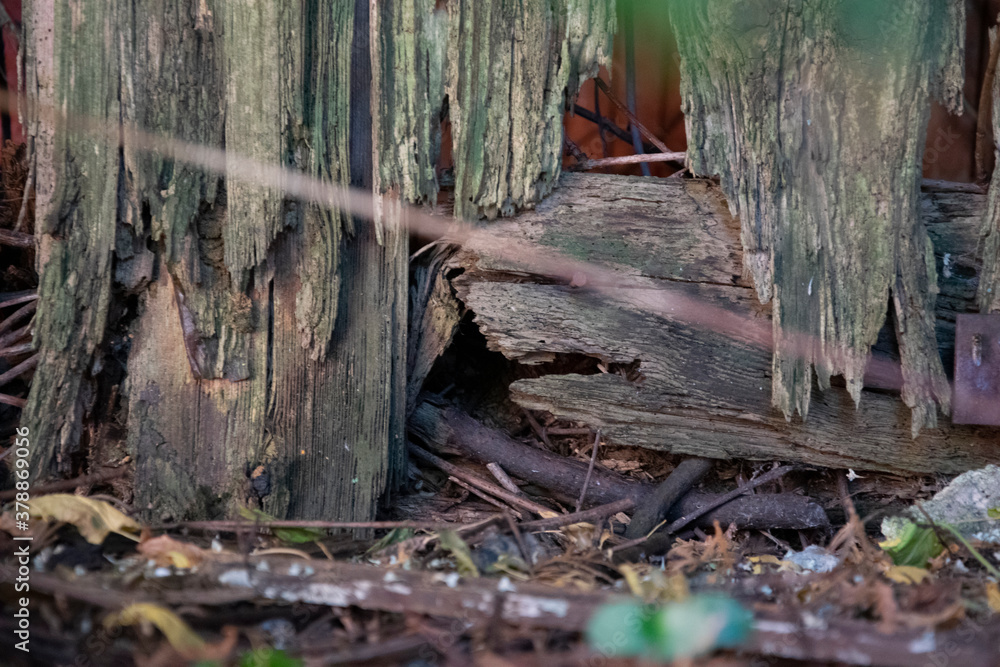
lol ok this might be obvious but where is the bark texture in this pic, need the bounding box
[447,0,615,219]
[23,0,118,475]
[22,0,619,520]
[980,48,1000,313]
[453,174,999,476]
[669,0,964,435]
[23,0,403,521]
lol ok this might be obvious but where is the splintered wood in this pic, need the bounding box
[670,1,964,434]
[451,174,1000,476]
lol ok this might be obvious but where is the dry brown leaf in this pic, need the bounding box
[667,521,735,580]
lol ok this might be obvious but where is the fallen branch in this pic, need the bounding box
[0,228,34,249]
[408,442,557,517]
[0,322,32,350]
[0,299,36,337]
[624,457,712,539]
[0,393,25,408]
[0,466,129,502]
[160,518,494,533]
[0,342,33,359]
[594,77,672,154]
[410,403,828,533]
[519,498,635,532]
[0,290,37,310]
[0,353,38,388]
[575,152,686,169]
[6,560,996,666]
[612,464,800,560]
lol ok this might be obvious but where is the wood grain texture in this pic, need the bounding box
[979,48,1000,314]
[454,174,1000,476]
[120,0,406,522]
[446,0,614,219]
[23,0,119,478]
[669,0,964,433]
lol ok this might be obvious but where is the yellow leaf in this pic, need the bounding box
[28,494,141,545]
[598,529,614,549]
[438,530,479,577]
[986,582,1000,613]
[619,563,645,597]
[748,555,783,565]
[105,603,205,658]
[747,554,799,573]
[138,535,208,568]
[884,565,932,585]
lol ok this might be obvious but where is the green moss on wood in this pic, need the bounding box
[670,0,962,434]
[24,0,119,479]
[979,51,1000,313]
[446,0,614,220]
[295,0,353,359]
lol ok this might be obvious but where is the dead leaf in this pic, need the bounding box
[987,582,1000,613]
[666,522,735,581]
[439,530,479,577]
[747,554,800,575]
[105,604,205,658]
[619,563,644,597]
[28,494,141,544]
[138,535,209,568]
[883,565,932,585]
[143,626,238,667]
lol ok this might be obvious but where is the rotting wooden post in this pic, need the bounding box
[979,43,1000,313]
[20,0,408,522]
[20,0,617,520]
[669,0,965,436]
[446,0,615,220]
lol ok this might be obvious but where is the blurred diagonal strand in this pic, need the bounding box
[0,89,930,403]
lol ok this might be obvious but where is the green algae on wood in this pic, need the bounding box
[669,0,963,435]
[979,40,1000,314]
[22,0,120,478]
[447,0,615,220]
[454,174,999,475]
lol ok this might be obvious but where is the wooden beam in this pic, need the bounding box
[451,174,1000,476]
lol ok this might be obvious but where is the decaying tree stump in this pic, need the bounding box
[451,173,1000,476]
[18,0,615,520]
[669,0,965,435]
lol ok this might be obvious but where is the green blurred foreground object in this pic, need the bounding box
[586,594,753,661]
[879,520,944,568]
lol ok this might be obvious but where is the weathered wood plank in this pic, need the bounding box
[670,1,965,432]
[453,173,1000,476]
[24,0,119,478]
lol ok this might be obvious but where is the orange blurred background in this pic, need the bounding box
[564,0,1000,184]
[3,1,1000,184]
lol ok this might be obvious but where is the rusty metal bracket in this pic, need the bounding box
[953,314,1000,426]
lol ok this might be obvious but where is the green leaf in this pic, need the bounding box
[238,648,303,667]
[879,521,944,567]
[366,528,414,555]
[238,508,326,544]
[438,530,479,577]
[987,508,1000,520]
[586,595,753,661]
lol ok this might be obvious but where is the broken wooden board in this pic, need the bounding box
[451,173,1000,476]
